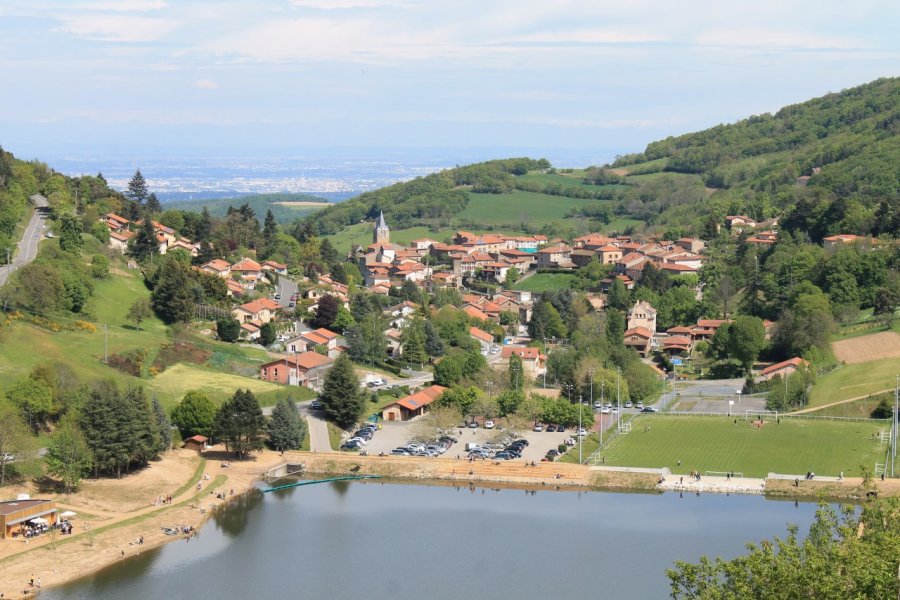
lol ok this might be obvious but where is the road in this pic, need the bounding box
[275,275,299,308]
[0,194,49,288]
[261,399,333,452]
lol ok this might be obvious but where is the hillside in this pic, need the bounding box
[165,192,337,224]
[610,77,900,239]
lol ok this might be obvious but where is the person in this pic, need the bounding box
[794,478,800,487]
[839,471,843,481]
[679,476,683,485]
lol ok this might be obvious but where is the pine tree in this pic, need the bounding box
[262,209,277,258]
[214,389,266,458]
[131,218,158,261]
[508,353,524,390]
[319,238,340,267]
[151,395,172,452]
[320,354,365,429]
[197,207,213,242]
[146,192,162,214]
[151,260,194,323]
[401,319,427,365]
[267,397,306,452]
[127,169,149,205]
[608,277,630,311]
[424,320,445,357]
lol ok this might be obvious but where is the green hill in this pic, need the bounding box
[610,77,900,239]
[165,192,335,224]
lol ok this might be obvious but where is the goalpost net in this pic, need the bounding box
[744,409,778,421]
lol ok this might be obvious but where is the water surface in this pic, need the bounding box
[44,481,822,599]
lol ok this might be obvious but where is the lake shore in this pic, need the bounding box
[2,447,897,595]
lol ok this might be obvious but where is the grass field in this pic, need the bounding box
[512,272,577,292]
[808,358,900,407]
[327,224,455,254]
[599,415,887,478]
[517,172,628,193]
[461,191,607,226]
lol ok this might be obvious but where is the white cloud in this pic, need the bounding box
[290,0,412,8]
[193,78,220,89]
[695,28,865,50]
[57,14,180,42]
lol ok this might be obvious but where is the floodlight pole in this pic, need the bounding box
[578,395,583,464]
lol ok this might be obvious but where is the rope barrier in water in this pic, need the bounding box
[262,475,382,492]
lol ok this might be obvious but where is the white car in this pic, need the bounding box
[577,428,588,437]
[484,420,495,429]
[600,406,610,414]
[593,401,602,409]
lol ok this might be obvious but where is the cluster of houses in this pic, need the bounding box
[199,256,289,297]
[101,213,200,256]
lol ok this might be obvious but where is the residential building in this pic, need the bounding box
[497,346,547,378]
[623,327,652,356]
[381,385,448,421]
[627,300,657,335]
[259,352,334,388]
[759,357,809,381]
[1,499,57,539]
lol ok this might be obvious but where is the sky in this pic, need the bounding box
[0,0,897,165]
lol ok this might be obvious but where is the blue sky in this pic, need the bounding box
[1,0,897,164]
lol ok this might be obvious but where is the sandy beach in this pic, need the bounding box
[2,447,897,595]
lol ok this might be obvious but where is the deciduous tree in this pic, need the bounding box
[214,389,266,458]
[171,391,217,439]
[44,414,92,493]
[127,298,152,330]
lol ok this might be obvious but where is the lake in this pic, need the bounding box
[43,480,822,599]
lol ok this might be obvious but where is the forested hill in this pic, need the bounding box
[303,157,550,235]
[612,77,899,239]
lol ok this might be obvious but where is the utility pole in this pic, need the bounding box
[578,394,583,464]
[893,374,898,478]
[103,324,108,364]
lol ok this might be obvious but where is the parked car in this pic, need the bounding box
[545,449,560,459]
[274,293,281,300]
[391,448,411,456]
[533,423,544,432]
[593,401,602,409]
[624,401,633,408]
[468,421,478,429]
[494,452,513,460]
[636,402,644,410]
[600,407,610,414]
[546,424,557,432]
[484,420,495,429]
[1,453,15,462]
[577,428,588,437]
[340,440,362,450]
[641,406,658,413]
[310,399,323,410]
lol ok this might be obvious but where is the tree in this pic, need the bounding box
[44,414,92,493]
[151,396,172,451]
[0,401,31,486]
[436,385,480,417]
[332,305,355,332]
[401,319,427,365]
[668,500,900,599]
[712,274,739,318]
[346,313,387,365]
[131,217,158,261]
[528,300,566,340]
[58,213,83,253]
[91,254,110,279]
[505,267,520,286]
[607,277,630,311]
[127,169,149,205]
[508,353,524,390]
[319,354,365,429]
[605,309,625,348]
[267,397,306,452]
[433,354,464,386]
[497,389,524,416]
[171,391,217,439]
[262,209,278,258]
[6,377,54,432]
[127,298,152,330]
[312,294,340,329]
[726,315,766,373]
[424,320,445,357]
[873,287,897,323]
[259,321,277,347]
[151,259,194,324]
[90,221,110,243]
[775,284,835,356]
[145,192,161,214]
[217,316,241,342]
[214,389,266,458]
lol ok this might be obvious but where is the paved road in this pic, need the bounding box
[306,411,332,452]
[276,275,299,308]
[0,194,49,288]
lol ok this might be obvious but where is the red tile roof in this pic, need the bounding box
[392,385,448,411]
[469,326,494,343]
[760,357,808,376]
[500,346,541,360]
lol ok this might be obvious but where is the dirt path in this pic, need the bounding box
[788,388,895,415]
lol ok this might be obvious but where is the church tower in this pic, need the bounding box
[374,210,390,244]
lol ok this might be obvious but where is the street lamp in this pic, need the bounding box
[578,394,583,464]
[616,368,622,433]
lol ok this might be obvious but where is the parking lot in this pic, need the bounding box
[345,419,583,463]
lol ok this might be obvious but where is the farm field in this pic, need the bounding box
[832,331,900,364]
[599,415,886,478]
[517,172,627,192]
[808,357,900,407]
[512,272,577,292]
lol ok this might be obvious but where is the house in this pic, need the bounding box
[183,435,208,452]
[231,257,264,285]
[462,304,491,323]
[240,321,261,341]
[692,319,731,340]
[536,245,573,269]
[259,352,334,388]
[469,326,494,353]
[662,336,692,355]
[627,301,657,335]
[497,346,547,378]
[598,245,623,265]
[169,238,199,256]
[623,327,652,356]
[823,234,864,251]
[725,215,757,232]
[759,357,809,381]
[225,279,244,297]
[101,213,130,232]
[410,238,438,250]
[200,259,232,278]
[285,328,342,357]
[262,260,288,275]
[746,231,778,246]
[676,238,706,254]
[381,385,448,421]
[659,263,699,276]
[1,498,58,539]
[107,230,135,253]
[232,298,280,324]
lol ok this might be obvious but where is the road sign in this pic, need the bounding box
[672,358,683,365]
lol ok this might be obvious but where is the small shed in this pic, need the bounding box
[0,499,57,539]
[183,435,209,452]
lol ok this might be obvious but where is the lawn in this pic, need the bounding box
[808,358,900,407]
[461,191,607,226]
[599,415,886,478]
[148,363,312,410]
[512,272,576,292]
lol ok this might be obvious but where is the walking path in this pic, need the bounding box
[0,194,48,288]
[788,388,895,415]
[306,413,332,452]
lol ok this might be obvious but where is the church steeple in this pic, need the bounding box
[374,210,390,244]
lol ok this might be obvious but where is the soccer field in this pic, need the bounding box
[599,415,888,478]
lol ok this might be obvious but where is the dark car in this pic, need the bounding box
[310,399,323,410]
[640,406,658,413]
[546,424,557,432]
[505,449,522,459]
[510,439,529,447]
[340,440,362,450]
[545,449,560,458]
[494,452,513,460]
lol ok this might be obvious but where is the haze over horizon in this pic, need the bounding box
[1,1,897,166]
